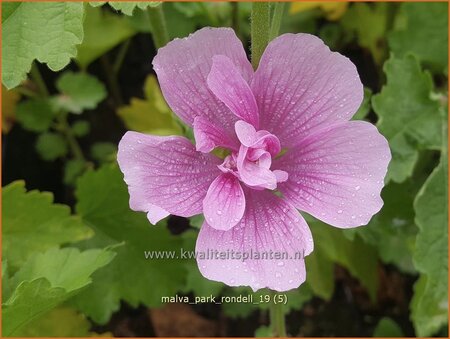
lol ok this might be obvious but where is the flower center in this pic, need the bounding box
[218,120,288,190]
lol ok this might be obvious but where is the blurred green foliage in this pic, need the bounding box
[1,1,448,337]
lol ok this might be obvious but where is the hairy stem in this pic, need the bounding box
[147,4,170,49]
[269,2,285,41]
[251,2,270,69]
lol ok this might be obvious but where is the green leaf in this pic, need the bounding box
[70,165,187,324]
[189,214,204,229]
[255,325,272,337]
[3,247,115,336]
[309,219,379,301]
[373,317,404,337]
[341,3,388,64]
[372,55,441,183]
[117,75,182,135]
[2,181,93,271]
[345,180,418,273]
[2,261,12,301]
[127,3,196,40]
[97,2,162,16]
[352,87,372,121]
[16,99,54,133]
[2,2,84,89]
[3,279,71,337]
[71,120,91,137]
[55,72,107,114]
[411,121,448,336]
[76,5,136,69]
[35,132,68,161]
[64,159,87,186]
[305,245,334,300]
[11,247,115,293]
[90,142,117,163]
[12,307,93,337]
[389,2,448,72]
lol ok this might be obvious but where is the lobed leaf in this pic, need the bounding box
[55,72,107,114]
[411,118,448,336]
[3,247,115,336]
[2,181,93,271]
[70,165,187,324]
[117,75,182,135]
[372,55,442,183]
[389,2,448,73]
[2,2,84,89]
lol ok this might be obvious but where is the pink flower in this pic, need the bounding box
[117,28,391,291]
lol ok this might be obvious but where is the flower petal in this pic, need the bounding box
[274,121,391,228]
[153,27,253,135]
[203,173,245,231]
[236,146,277,190]
[235,120,281,156]
[252,33,363,147]
[196,189,313,292]
[207,55,259,127]
[193,116,239,153]
[146,204,170,225]
[117,131,221,222]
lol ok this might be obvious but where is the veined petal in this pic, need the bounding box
[203,173,245,231]
[274,121,391,228]
[117,131,221,223]
[153,27,253,136]
[207,55,259,127]
[252,33,363,148]
[196,189,313,292]
[193,116,239,153]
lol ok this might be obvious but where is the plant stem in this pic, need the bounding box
[251,2,270,70]
[269,2,285,41]
[30,60,85,161]
[30,63,49,97]
[100,55,124,106]
[56,113,85,161]
[270,291,287,337]
[113,39,131,75]
[16,86,38,98]
[147,4,170,49]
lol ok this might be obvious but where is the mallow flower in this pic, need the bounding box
[117,28,391,292]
